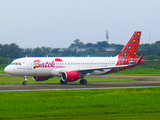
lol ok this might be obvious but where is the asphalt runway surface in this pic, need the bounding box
[0,75,160,92]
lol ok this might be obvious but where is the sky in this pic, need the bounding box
[0,0,160,48]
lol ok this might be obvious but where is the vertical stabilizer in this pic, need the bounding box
[117,31,142,65]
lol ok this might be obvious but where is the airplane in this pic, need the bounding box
[4,31,156,85]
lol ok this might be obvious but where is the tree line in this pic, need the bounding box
[0,39,160,68]
[0,39,123,59]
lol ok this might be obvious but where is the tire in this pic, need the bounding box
[83,79,87,85]
[80,79,87,85]
[23,81,27,85]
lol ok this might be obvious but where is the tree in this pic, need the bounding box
[0,43,23,58]
[69,39,85,48]
[98,47,106,52]
[86,43,93,47]
[9,43,23,58]
[24,48,32,57]
[51,48,60,55]
[31,47,45,57]
[41,46,51,54]
[85,48,96,55]
[96,41,109,47]
[154,41,160,44]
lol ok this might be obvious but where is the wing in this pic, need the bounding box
[60,64,129,73]
[77,65,128,71]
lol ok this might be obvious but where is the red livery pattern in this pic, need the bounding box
[117,31,141,65]
[108,31,142,74]
[55,58,63,62]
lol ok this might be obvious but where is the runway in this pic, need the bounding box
[0,80,160,92]
[0,75,160,92]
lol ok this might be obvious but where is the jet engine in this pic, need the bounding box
[61,71,80,82]
[32,76,53,81]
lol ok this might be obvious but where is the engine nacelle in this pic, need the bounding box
[61,71,80,82]
[32,76,52,81]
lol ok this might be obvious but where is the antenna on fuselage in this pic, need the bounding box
[47,55,50,57]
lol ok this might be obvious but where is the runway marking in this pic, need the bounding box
[0,86,157,92]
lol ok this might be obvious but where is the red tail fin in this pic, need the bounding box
[117,31,142,65]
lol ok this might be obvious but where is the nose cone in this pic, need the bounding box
[4,66,11,74]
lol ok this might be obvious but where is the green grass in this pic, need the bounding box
[0,76,134,84]
[0,87,160,119]
[0,68,5,74]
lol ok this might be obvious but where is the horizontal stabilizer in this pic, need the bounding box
[140,59,158,63]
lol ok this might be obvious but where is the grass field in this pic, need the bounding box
[1,66,160,119]
[0,87,160,119]
[0,68,5,74]
[0,76,134,84]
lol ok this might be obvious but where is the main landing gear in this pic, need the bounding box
[23,76,27,85]
[60,79,87,85]
[80,79,87,85]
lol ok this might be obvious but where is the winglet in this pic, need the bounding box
[137,53,144,64]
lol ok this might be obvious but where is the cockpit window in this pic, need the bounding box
[11,62,21,65]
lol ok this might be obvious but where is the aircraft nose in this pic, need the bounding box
[4,66,11,74]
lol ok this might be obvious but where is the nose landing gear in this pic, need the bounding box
[23,76,28,85]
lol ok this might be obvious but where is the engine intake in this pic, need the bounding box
[61,71,80,82]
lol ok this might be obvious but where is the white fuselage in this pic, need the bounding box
[4,56,118,77]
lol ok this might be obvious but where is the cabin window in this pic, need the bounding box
[11,62,21,65]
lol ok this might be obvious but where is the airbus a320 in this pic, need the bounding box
[4,31,155,85]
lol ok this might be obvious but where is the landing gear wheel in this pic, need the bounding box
[23,76,28,85]
[23,81,27,85]
[80,79,87,85]
[60,79,67,84]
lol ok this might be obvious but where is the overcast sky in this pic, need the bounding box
[0,0,160,48]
